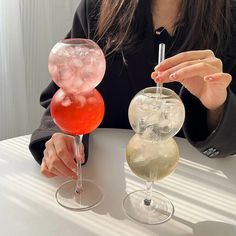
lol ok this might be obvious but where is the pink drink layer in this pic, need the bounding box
[48,39,106,94]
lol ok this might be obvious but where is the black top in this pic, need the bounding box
[29,0,236,164]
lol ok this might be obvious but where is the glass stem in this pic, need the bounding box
[144,181,153,206]
[75,134,83,194]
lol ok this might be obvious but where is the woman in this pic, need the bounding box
[29,0,236,178]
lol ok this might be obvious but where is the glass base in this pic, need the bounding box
[123,190,174,225]
[55,179,103,211]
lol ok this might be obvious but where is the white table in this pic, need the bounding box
[0,128,236,236]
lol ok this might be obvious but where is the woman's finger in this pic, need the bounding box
[48,145,77,178]
[45,141,77,178]
[154,50,215,71]
[152,59,208,83]
[204,72,232,86]
[41,157,57,178]
[43,149,65,176]
[152,57,222,83]
[167,62,219,84]
[53,135,77,172]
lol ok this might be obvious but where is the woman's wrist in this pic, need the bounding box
[207,104,225,132]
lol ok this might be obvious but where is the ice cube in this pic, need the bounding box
[72,58,83,67]
[142,124,161,142]
[75,95,86,107]
[61,96,72,107]
[136,118,146,133]
[81,66,94,80]
[145,111,161,125]
[87,97,97,105]
[159,118,172,134]
[76,46,89,57]
[54,89,65,103]
[89,48,101,56]
[60,67,73,81]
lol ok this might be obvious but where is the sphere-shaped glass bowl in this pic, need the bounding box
[128,87,185,141]
[48,38,106,94]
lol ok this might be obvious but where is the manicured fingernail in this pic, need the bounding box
[154,72,163,82]
[170,73,177,81]
[151,73,157,80]
[154,64,160,70]
[155,78,164,84]
[204,77,213,81]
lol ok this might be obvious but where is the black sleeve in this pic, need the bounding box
[181,46,236,158]
[181,3,236,158]
[29,0,94,165]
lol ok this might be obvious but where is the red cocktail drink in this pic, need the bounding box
[51,88,105,135]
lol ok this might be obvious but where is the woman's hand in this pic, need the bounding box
[151,50,232,111]
[41,133,85,178]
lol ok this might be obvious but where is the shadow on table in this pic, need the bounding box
[82,129,131,220]
[2,133,236,235]
[176,138,236,192]
[174,216,236,236]
[84,133,236,224]
[42,135,236,235]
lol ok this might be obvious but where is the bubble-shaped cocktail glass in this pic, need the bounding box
[49,38,106,210]
[123,87,185,224]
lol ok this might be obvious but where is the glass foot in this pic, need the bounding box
[55,179,103,211]
[123,190,174,224]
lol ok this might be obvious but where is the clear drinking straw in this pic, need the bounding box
[157,43,166,98]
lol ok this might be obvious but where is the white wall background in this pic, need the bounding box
[0,0,80,140]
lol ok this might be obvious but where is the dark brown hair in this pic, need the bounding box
[96,0,234,57]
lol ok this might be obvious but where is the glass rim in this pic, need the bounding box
[60,38,95,46]
[141,86,174,97]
